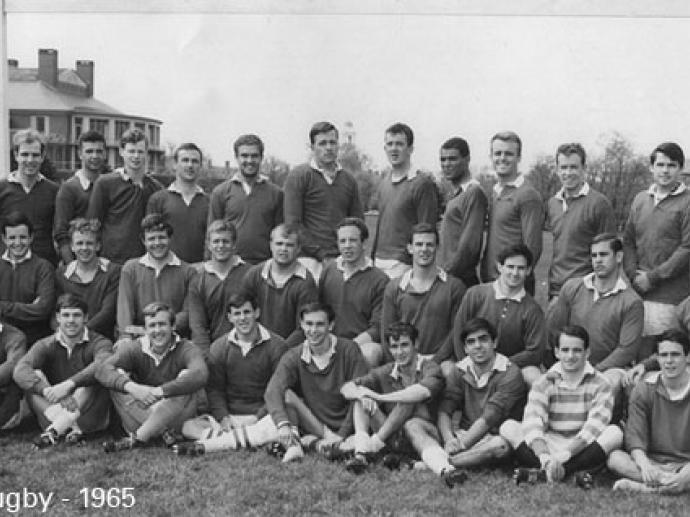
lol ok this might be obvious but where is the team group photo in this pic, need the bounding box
[2,3,690,516]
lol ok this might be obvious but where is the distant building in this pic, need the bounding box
[7,48,164,173]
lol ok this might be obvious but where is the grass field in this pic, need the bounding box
[2,232,689,516]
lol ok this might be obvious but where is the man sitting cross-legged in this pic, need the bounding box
[500,325,623,487]
[97,301,208,452]
[0,322,26,430]
[178,293,287,441]
[340,322,458,484]
[13,294,112,448]
[608,329,690,494]
[173,302,368,462]
[405,318,526,482]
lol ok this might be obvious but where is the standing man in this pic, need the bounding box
[481,131,543,295]
[435,244,544,386]
[147,143,209,264]
[438,137,488,287]
[623,142,690,360]
[548,234,644,392]
[500,325,623,485]
[208,134,283,265]
[188,220,251,356]
[546,143,615,299]
[55,219,121,341]
[14,294,112,447]
[0,212,56,346]
[319,217,389,366]
[241,224,318,347]
[284,122,363,279]
[117,214,196,339]
[0,129,59,265]
[381,223,466,358]
[97,301,208,452]
[54,130,108,265]
[372,123,439,279]
[608,330,690,494]
[406,318,524,474]
[87,128,163,264]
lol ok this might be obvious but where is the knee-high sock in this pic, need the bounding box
[564,442,606,475]
[44,404,80,435]
[420,444,453,475]
[201,416,278,452]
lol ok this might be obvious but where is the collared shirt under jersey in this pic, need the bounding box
[147,182,209,264]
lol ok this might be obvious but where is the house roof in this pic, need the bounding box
[8,69,161,123]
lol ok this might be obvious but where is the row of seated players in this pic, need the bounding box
[1,292,688,494]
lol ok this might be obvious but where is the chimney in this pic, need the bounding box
[38,48,58,87]
[7,59,18,67]
[76,59,94,97]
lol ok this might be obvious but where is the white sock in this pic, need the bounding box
[354,432,370,453]
[200,430,238,452]
[421,445,453,476]
[370,434,386,453]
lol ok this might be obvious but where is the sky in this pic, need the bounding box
[6,8,690,173]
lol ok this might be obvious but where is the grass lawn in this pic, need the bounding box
[4,231,688,516]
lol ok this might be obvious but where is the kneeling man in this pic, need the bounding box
[608,329,690,494]
[500,325,623,485]
[13,294,112,447]
[97,301,208,451]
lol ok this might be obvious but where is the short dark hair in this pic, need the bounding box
[490,131,522,157]
[119,128,148,149]
[591,233,623,253]
[558,325,590,350]
[556,142,586,167]
[55,293,88,316]
[141,213,173,237]
[77,130,106,149]
[657,329,690,355]
[206,219,237,242]
[497,243,533,268]
[174,142,203,163]
[440,137,470,158]
[298,302,335,323]
[1,211,33,236]
[385,123,414,146]
[227,292,258,311]
[650,142,684,169]
[460,318,496,344]
[270,223,301,247]
[336,217,369,242]
[233,134,264,156]
[142,301,175,325]
[384,321,418,344]
[410,222,439,245]
[309,122,338,145]
[68,218,102,243]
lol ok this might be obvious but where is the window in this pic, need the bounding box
[33,115,49,134]
[89,118,109,139]
[74,117,83,140]
[134,122,145,133]
[115,120,130,141]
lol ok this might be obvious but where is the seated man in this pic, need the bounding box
[500,325,623,486]
[97,301,208,452]
[13,294,112,447]
[548,233,643,396]
[181,293,287,439]
[608,329,690,494]
[435,244,544,386]
[381,223,466,358]
[241,224,318,347]
[174,302,367,462]
[188,219,251,357]
[0,211,55,346]
[117,213,196,339]
[55,219,121,341]
[406,318,525,480]
[319,217,389,366]
[0,322,27,430]
[340,322,455,483]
